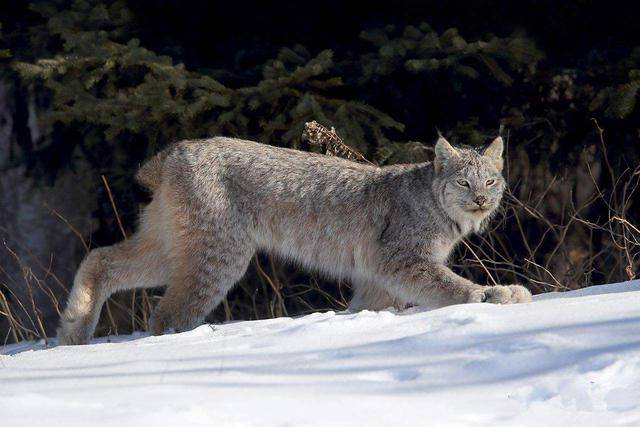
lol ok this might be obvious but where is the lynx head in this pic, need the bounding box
[432,135,506,230]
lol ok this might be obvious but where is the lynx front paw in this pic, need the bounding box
[468,285,532,304]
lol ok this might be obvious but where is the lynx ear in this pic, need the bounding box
[434,136,458,173]
[484,136,504,172]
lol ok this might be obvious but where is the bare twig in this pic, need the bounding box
[303,121,375,165]
[43,202,90,253]
[101,175,128,239]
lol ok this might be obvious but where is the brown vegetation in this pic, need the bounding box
[1,121,637,345]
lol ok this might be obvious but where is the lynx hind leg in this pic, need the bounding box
[149,217,255,335]
[57,233,169,345]
[349,279,406,311]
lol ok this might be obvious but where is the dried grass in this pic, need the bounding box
[1,121,637,344]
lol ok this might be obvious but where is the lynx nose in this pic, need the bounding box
[473,195,487,206]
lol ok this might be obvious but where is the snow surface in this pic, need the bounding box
[2,281,640,427]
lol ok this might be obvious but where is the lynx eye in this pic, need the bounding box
[456,179,470,187]
[486,179,496,187]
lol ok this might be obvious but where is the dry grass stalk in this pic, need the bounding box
[102,174,153,334]
[303,121,375,165]
[102,175,128,240]
[2,121,639,345]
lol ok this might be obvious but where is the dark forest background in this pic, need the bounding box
[1,0,639,343]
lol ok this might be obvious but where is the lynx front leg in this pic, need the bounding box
[381,259,531,308]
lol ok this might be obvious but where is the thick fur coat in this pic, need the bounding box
[58,136,531,345]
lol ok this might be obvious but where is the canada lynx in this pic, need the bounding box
[58,135,531,345]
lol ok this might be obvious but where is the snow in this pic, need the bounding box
[2,281,640,427]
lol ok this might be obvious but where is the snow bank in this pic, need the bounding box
[2,281,640,426]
